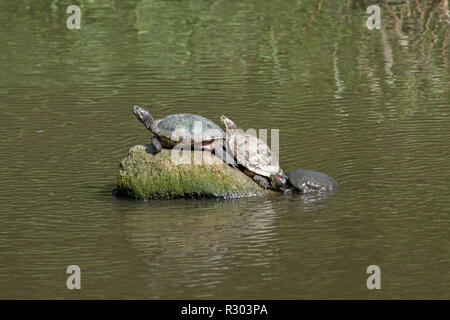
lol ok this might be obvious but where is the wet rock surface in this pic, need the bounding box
[115,144,268,200]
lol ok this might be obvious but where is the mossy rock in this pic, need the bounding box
[116,144,267,200]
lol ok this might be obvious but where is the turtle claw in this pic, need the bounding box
[152,136,163,154]
[253,175,271,189]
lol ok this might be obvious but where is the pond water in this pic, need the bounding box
[0,0,448,299]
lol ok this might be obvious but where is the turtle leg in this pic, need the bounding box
[215,149,237,168]
[151,136,163,154]
[210,141,237,168]
[253,175,271,190]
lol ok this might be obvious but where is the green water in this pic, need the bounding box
[0,0,448,299]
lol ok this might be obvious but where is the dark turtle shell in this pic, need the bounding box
[155,114,225,145]
[287,169,338,194]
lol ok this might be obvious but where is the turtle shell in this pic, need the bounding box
[226,132,281,177]
[287,169,338,193]
[155,114,225,145]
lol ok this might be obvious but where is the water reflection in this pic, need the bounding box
[118,198,279,298]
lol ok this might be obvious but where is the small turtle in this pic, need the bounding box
[220,115,288,191]
[133,105,236,166]
[287,169,338,194]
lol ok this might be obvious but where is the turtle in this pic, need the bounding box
[220,115,288,191]
[286,169,338,194]
[133,105,236,166]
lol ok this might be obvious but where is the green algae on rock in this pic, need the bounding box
[116,144,265,200]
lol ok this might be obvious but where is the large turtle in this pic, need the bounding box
[220,115,288,191]
[133,105,236,166]
[287,169,338,194]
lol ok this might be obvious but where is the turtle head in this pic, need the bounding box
[220,115,237,131]
[270,173,289,191]
[133,105,154,131]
